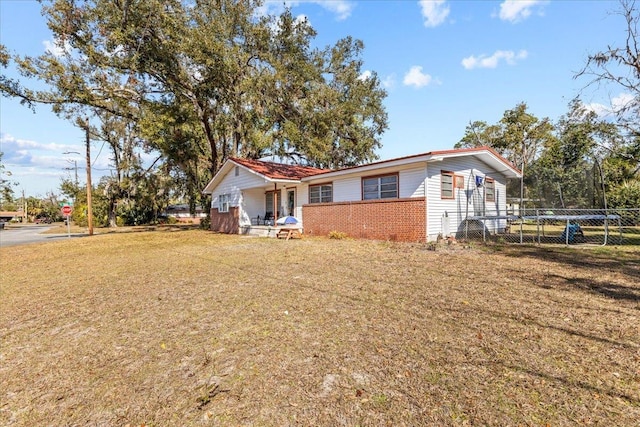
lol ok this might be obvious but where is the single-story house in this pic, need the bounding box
[163,204,207,224]
[202,146,522,242]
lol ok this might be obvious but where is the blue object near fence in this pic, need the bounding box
[560,223,582,243]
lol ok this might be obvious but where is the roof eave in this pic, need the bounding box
[302,155,433,181]
[202,161,235,194]
[202,159,307,194]
[430,149,521,178]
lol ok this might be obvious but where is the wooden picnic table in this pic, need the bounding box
[276,228,302,240]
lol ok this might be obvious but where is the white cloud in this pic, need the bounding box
[461,50,528,69]
[43,39,71,57]
[358,71,398,90]
[358,71,397,91]
[498,0,547,23]
[1,133,67,153]
[358,70,372,81]
[403,66,434,88]
[584,93,635,117]
[295,13,309,26]
[260,1,355,21]
[419,0,450,28]
[611,92,635,112]
[382,74,396,89]
[0,133,82,167]
[583,102,608,117]
[315,0,354,21]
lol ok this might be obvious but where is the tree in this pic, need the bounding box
[0,152,17,209]
[456,103,555,200]
[12,0,388,207]
[0,44,33,106]
[529,99,620,208]
[456,103,554,169]
[578,0,640,139]
[576,0,640,207]
[456,121,502,148]
[25,193,63,222]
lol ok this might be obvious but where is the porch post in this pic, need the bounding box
[273,183,278,221]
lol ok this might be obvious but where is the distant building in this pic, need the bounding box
[164,204,207,224]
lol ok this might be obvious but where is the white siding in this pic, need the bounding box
[210,164,309,228]
[297,185,309,213]
[241,188,265,226]
[399,166,426,198]
[425,157,509,240]
[294,185,307,225]
[241,185,306,227]
[333,176,362,202]
[211,166,271,225]
[310,163,428,203]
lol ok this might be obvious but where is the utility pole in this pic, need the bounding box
[63,151,80,207]
[22,189,27,223]
[85,119,94,236]
[69,159,78,186]
[519,142,526,244]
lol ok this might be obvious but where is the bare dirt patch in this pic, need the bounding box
[1,231,638,426]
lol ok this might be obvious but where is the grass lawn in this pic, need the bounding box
[1,230,639,426]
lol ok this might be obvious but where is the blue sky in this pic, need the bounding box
[0,0,628,197]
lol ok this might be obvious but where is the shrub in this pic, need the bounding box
[608,180,640,209]
[328,230,348,240]
[199,214,211,230]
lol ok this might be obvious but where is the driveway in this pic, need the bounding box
[0,225,78,248]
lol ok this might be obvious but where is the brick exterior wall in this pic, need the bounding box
[302,198,427,242]
[210,206,239,234]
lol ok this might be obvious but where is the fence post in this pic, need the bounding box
[483,218,486,242]
[536,209,541,245]
[519,208,524,244]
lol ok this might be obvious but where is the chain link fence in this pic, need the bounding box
[460,208,640,246]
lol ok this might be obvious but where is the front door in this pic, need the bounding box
[287,189,295,217]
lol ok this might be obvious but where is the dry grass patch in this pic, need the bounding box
[1,231,639,426]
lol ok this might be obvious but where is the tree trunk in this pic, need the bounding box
[108,199,118,227]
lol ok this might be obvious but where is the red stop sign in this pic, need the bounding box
[62,205,73,216]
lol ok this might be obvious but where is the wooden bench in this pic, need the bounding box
[276,228,302,240]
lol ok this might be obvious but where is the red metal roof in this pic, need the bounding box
[428,146,520,171]
[298,146,520,177]
[230,157,329,180]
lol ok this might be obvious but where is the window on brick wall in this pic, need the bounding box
[441,171,454,199]
[218,194,230,212]
[309,184,332,203]
[362,174,398,200]
[485,178,495,202]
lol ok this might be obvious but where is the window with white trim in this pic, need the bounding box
[362,174,398,200]
[309,184,333,203]
[218,194,230,213]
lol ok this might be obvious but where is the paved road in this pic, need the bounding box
[0,225,78,248]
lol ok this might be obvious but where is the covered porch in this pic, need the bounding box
[237,183,304,237]
[204,157,325,236]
